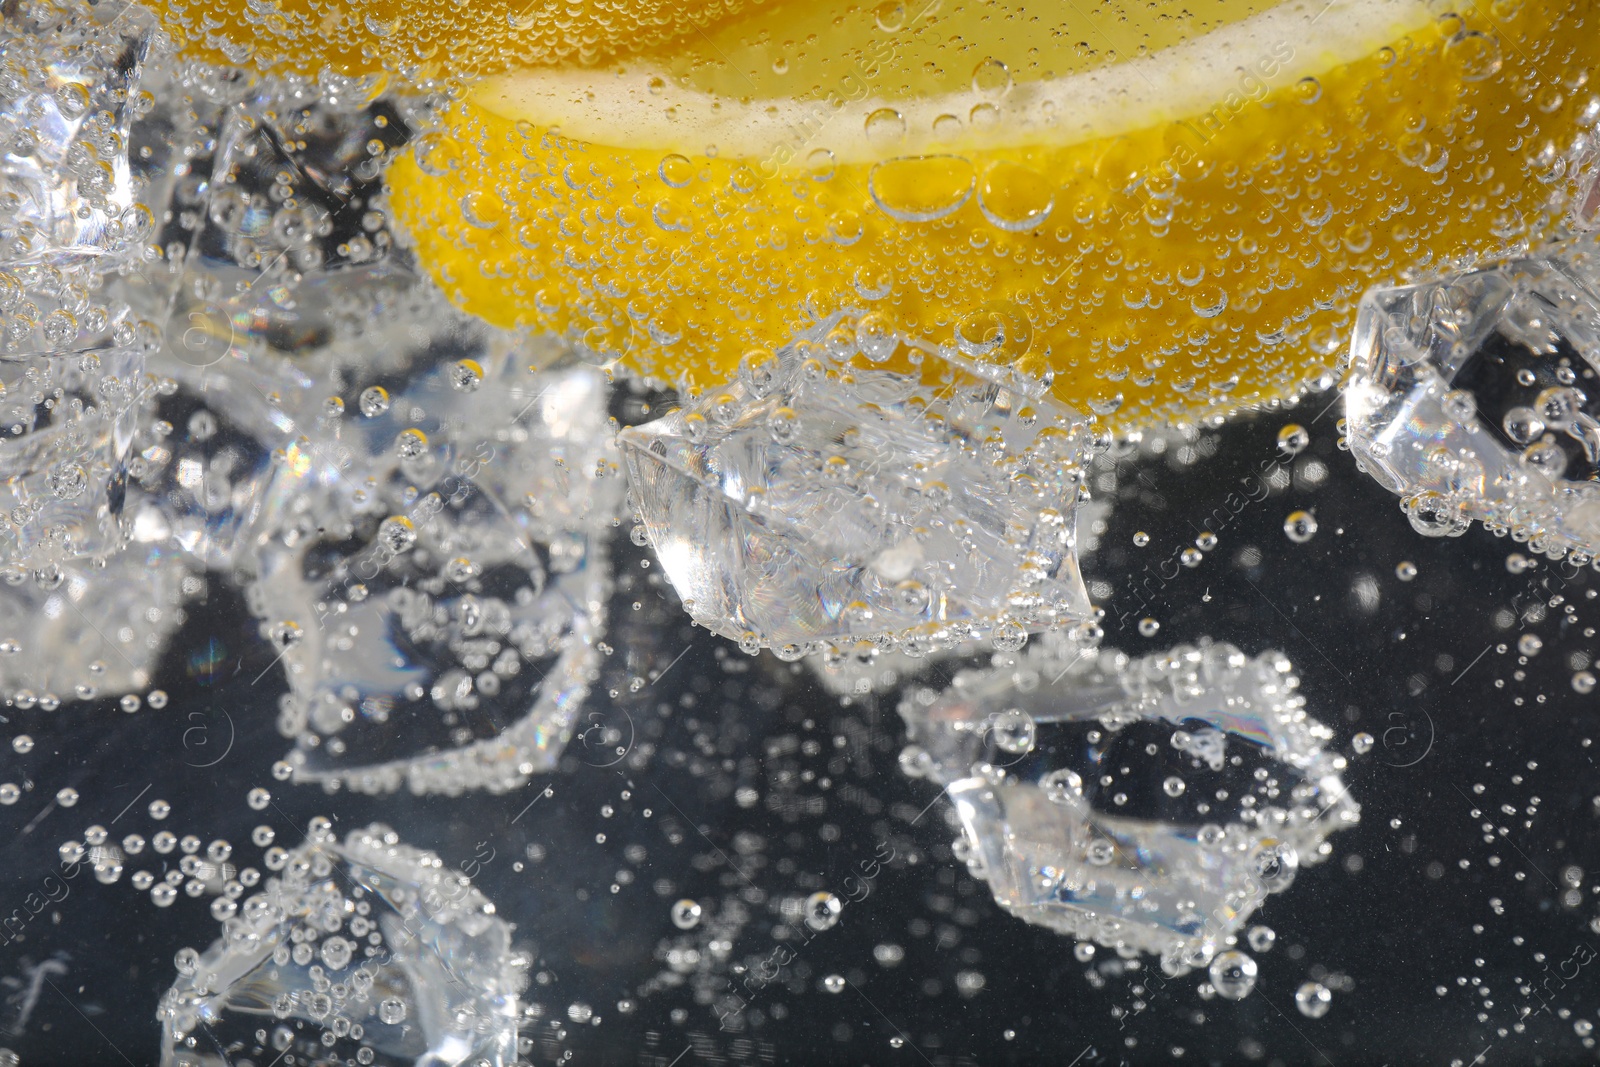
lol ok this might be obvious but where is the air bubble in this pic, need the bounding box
[971,58,1013,98]
[804,891,843,931]
[450,359,484,392]
[990,620,1028,652]
[868,156,974,223]
[377,516,418,554]
[1208,951,1258,1000]
[1041,768,1083,804]
[395,428,429,460]
[1284,511,1319,543]
[990,708,1036,754]
[358,386,391,417]
[658,154,693,188]
[864,108,907,145]
[1295,980,1333,1018]
[671,899,702,929]
[874,1,906,31]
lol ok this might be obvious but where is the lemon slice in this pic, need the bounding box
[389,0,1599,429]
[151,0,753,77]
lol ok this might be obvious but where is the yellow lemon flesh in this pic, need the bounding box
[152,0,754,77]
[390,0,1600,430]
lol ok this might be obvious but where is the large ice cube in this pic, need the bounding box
[0,549,191,699]
[0,0,168,572]
[247,334,617,795]
[97,59,622,788]
[897,637,1358,973]
[156,821,521,1067]
[620,317,1098,657]
[1345,236,1600,557]
[0,0,160,269]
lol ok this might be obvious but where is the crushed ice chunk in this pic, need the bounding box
[897,637,1358,973]
[620,316,1098,656]
[1346,237,1600,558]
[0,0,160,269]
[0,552,188,698]
[249,334,616,795]
[156,822,521,1067]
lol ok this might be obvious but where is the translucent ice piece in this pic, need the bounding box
[127,352,311,572]
[156,822,521,1067]
[247,336,617,794]
[620,316,1097,656]
[897,637,1358,973]
[0,346,153,570]
[0,549,190,699]
[0,0,167,571]
[0,0,159,269]
[131,86,415,350]
[1346,236,1600,557]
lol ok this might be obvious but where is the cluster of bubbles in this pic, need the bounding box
[12,0,1600,1059]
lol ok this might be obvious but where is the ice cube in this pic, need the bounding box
[0,550,190,700]
[0,0,160,269]
[244,331,617,794]
[1346,236,1600,558]
[620,315,1098,657]
[156,822,521,1067]
[0,0,169,571]
[0,345,153,570]
[897,637,1358,973]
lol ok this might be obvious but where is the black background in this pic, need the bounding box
[2,393,1598,1067]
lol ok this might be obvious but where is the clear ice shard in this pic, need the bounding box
[0,0,159,269]
[0,0,184,704]
[0,0,165,573]
[89,49,613,786]
[0,552,189,698]
[248,327,618,795]
[897,636,1358,973]
[620,315,1098,657]
[1346,235,1600,557]
[157,821,522,1067]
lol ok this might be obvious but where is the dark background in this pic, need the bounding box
[2,392,1597,1067]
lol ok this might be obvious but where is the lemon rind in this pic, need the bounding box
[476,0,1445,165]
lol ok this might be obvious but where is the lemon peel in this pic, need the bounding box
[150,0,755,78]
[389,0,1600,431]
